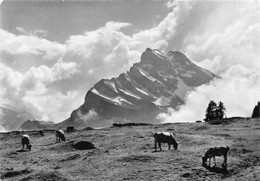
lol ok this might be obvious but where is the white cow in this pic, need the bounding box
[21,134,32,151]
[153,132,178,151]
[55,130,66,142]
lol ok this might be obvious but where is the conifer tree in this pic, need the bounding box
[216,101,226,119]
[252,102,260,118]
[205,100,217,122]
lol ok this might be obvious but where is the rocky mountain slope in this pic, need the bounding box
[19,120,54,131]
[62,48,217,128]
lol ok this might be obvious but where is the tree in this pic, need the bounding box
[252,102,260,118]
[216,101,226,119]
[205,100,217,122]
[205,100,226,122]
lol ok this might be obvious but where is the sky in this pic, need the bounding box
[0,0,259,126]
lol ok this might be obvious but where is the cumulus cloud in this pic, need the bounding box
[158,0,260,123]
[158,66,260,122]
[0,29,66,64]
[0,0,259,129]
[0,125,7,132]
[0,60,82,121]
[16,27,48,38]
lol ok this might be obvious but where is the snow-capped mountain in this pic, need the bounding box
[19,120,54,131]
[64,48,217,127]
[0,106,34,131]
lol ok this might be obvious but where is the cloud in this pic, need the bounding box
[158,66,260,122]
[0,59,82,123]
[166,0,176,9]
[158,1,260,123]
[0,0,259,129]
[0,125,7,132]
[16,27,48,38]
[0,29,66,60]
[0,21,141,124]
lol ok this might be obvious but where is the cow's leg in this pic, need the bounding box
[154,141,157,151]
[222,155,227,168]
[213,156,216,167]
[209,157,211,167]
[168,143,171,150]
[159,142,162,151]
[22,144,24,150]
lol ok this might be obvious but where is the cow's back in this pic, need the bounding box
[56,130,64,136]
[21,134,30,144]
[154,132,174,143]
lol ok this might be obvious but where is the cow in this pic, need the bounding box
[39,129,44,136]
[66,126,75,133]
[153,132,178,152]
[21,134,32,151]
[202,146,230,168]
[55,130,66,142]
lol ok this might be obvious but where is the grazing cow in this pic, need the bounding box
[55,130,66,142]
[39,129,44,136]
[66,126,75,133]
[21,134,32,151]
[154,132,178,151]
[202,146,230,168]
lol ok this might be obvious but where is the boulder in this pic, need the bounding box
[72,141,95,150]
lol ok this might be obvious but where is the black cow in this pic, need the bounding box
[66,126,75,133]
[202,146,230,168]
[39,129,44,136]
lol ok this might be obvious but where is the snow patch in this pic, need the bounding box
[152,49,165,60]
[91,88,133,106]
[124,73,132,82]
[135,87,149,96]
[113,97,133,106]
[119,88,141,100]
[138,68,163,84]
[104,80,118,93]
[91,88,102,96]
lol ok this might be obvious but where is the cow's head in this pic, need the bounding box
[173,141,178,150]
[28,144,32,151]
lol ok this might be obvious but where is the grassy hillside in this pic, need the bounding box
[0,118,259,181]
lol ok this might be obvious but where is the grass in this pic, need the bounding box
[0,118,259,180]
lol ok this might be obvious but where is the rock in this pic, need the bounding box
[72,141,95,150]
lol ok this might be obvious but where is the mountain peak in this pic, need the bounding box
[140,48,166,67]
[167,51,191,64]
[60,48,217,128]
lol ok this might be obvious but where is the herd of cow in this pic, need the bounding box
[20,128,230,170]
